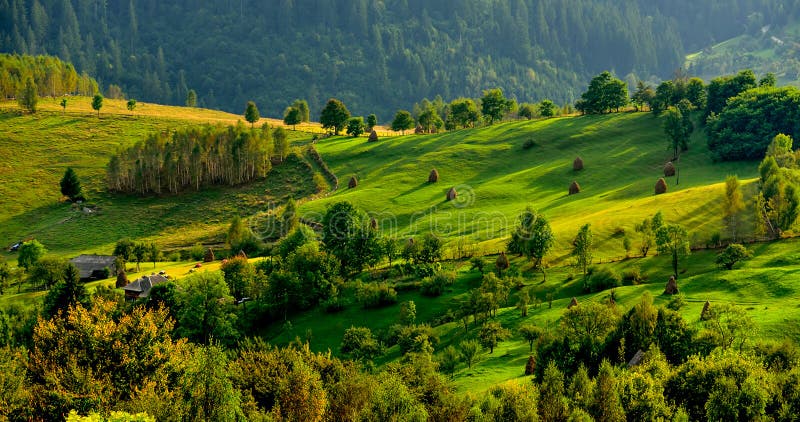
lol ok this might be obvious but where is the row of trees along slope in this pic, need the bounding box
[106,123,290,194]
[4,0,793,118]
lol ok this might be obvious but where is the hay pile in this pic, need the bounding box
[495,252,510,272]
[370,217,378,230]
[115,271,128,288]
[429,169,439,183]
[415,125,424,134]
[573,157,584,171]
[701,301,711,320]
[569,181,581,195]
[368,130,378,142]
[525,355,536,375]
[663,275,679,295]
[348,176,358,189]
[204,248,215,263]
[447,187,458,201]
[568,297,579,309]
[655,178,667,195]
[664,161,676,177]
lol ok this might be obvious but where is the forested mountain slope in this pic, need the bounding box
[2,0,796,119]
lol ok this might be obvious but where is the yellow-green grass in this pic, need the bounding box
[0,103,317,258]
[303,112,758,259]
[2,96,403,136]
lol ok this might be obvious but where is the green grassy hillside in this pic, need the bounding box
[304,112,758,259]
[0,98,315,257]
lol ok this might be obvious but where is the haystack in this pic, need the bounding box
[495,252,509,272]
[664,162,676,177]
[569,181,581,195]
[428,169,439,183]
[446,187,458,201]
[415,125,424,134]
[368,130,378,142]
[524,355,536,375]
[204,248,215,263]
[348,176,358,189]
[238,250,248,259]
[116,271,128,288]
[573,157,584,171]
[370,217,378,230]
[568,297,579,309]
[655,178,667,195]
[701,301,711,320]
[663,275,679,295]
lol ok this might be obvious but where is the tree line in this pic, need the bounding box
[4,0,793,119]
[0,53,98,100]
[106,123,290,195]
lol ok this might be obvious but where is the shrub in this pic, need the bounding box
[356,282,397,308]
[167,251,181,262]
[428,169,439,183]
[664,161,676,177]
[322,295,347,313]
[709,232,721,248]
[622,266,643,284]
[470,257,486,273]
[655,178,667,194]
[587,266,621,292]
[569,181,581,195]
[522,139,537,150]
[396,324,438,355]
[189,243,205,261]
[573,156,584,171]
[420,271,455,297]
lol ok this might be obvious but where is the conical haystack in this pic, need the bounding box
[663,275,679,295]
[569,181,581,195]
[495,252,509,271]
[370,217,378,230]
[368,130,378,142]
[525,355,536,375]
[428,169,439,183]
[655,178,667,195]
[573,157,584,171]
[664,162,676,177]
[116,271,128,288]
[348,176,358,189]
[446,187,458,201]
[568,297,579,309]
[701,301,711,320]
[204,248,215,263]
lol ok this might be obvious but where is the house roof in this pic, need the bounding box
[122,274,167,299]
[69,254,117,279]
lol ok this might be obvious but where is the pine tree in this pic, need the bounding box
[60,167,82,201]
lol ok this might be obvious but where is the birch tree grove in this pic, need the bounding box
[107,123,275,194]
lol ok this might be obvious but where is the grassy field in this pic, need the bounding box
[303,112,758,260]
[5,98,799,396]
[0,98,318,258]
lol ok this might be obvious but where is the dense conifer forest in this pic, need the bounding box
[2,0,799,118]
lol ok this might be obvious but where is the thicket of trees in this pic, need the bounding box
[0,53,98,100]
[4,0,790,119]
[106,124,276,194]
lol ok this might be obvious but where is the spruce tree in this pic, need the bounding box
[60,167,82,202]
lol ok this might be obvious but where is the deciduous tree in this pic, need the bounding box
[244,101,260,127]
[391,109,414,134]
[320,98,351,134]
[91,93,103,117]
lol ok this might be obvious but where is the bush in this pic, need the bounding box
[396,324,438,355]
[622,266,643,284]
[522,139,537,150]
[189,243,205,261]
[356,282,398,309]
[413,263,441,278]
[587,266,621,292]
[420,271,456,297]
[167,251,181,262]
[715,243,752,270]
[322,295,347,313]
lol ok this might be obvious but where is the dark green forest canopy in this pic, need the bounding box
[1,0,796,119]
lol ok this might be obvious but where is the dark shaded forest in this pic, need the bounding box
[2,0,798,120]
